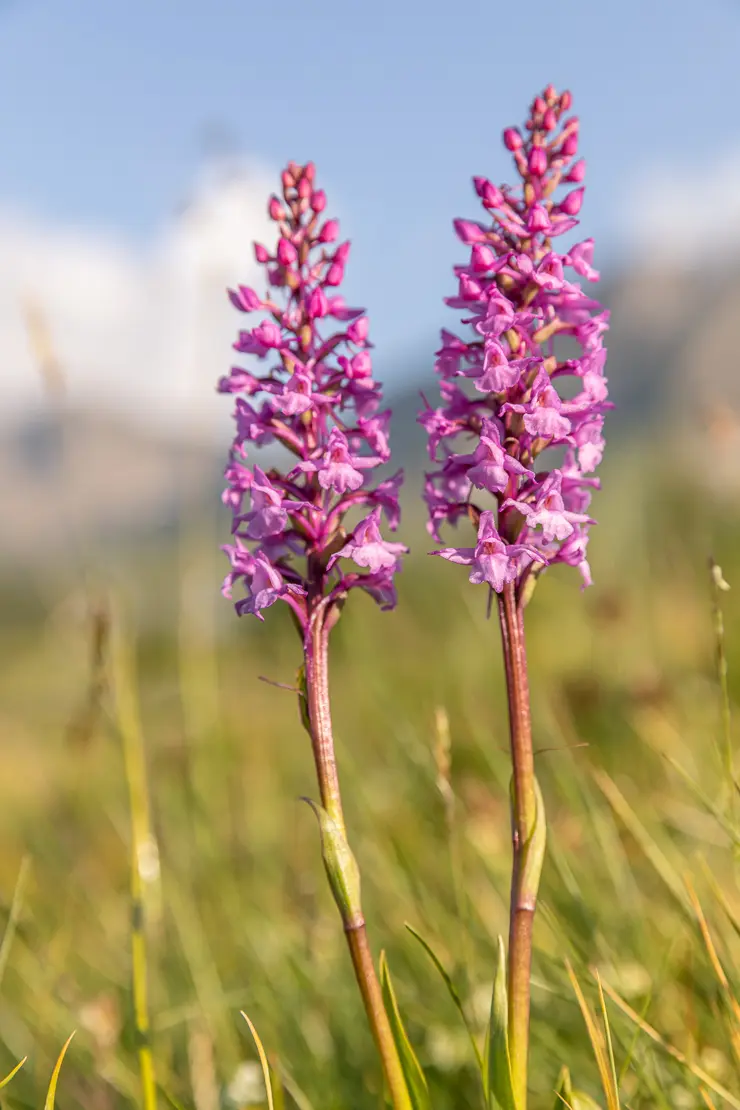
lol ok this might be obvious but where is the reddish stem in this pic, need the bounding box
[302,601,412,1110]
[498,581,537,1109]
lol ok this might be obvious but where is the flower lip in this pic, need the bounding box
[330,507,409,573]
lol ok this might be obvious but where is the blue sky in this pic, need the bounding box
[1,0,738,430]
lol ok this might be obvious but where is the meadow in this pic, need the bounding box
[1,436,739,1110]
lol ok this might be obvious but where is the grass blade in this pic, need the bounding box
[595,973,619,1108]
[271,1060,316,1110]
[553,1065,574,1109]
[487,937,516,1110]
[379,950,430,1110]
[592,770,688,911]
[664,755,740,847]
[600,977,740,1109]
[240,1011,275,1110]
[44,1031,75,1110]
[0,855,31,992]
[684,875,740,1037]
[565,963,619,1110]
[405,923,484,1073]
[0,1057,27,1090]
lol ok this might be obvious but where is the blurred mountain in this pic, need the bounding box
[2,258,740,566]
[0,409,220,564]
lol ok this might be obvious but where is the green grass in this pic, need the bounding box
[2,445,740,1109]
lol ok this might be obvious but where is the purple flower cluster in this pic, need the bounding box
[219,161,406,624]
[420,86,610,593]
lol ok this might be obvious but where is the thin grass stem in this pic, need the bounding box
[111,615,159,1110]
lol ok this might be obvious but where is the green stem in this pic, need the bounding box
[303,602,412,1110]
[112,619,159,1110]
[498,582,538,1110]
[709,559,733,802]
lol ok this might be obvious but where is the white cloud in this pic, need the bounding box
[618,146,740,266]
[1,161,276,442]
